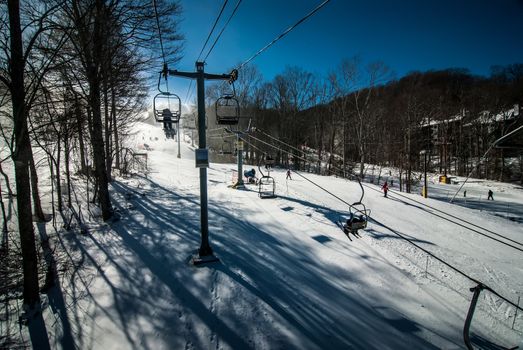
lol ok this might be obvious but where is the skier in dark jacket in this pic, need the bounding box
[162,109,173,130]
[487,189,494,200]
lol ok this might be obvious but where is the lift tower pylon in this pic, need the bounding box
[164,61,236,264]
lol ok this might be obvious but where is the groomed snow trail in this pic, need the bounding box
[48,123,522,350]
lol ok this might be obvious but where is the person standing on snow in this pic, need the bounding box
[382,181,389,198]
[487,189,494,200]
[286,169,292,180]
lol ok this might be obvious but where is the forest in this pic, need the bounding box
[205,61,523,191]
[1,0,183,327]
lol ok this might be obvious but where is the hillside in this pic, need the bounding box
[26,122,523,349]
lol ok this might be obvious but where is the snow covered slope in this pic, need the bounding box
[47,122,523,349]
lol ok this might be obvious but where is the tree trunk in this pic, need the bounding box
[358,117,365,179]
[86,0,112,220]
[520,155,523,185]
[64,136,72,208]
[29,146,46,221]
[89,79,112,219]
[499,149,505,182]
[316,119,324,175]
[328,126,336,175]
[103,79,112,182]
[0,181,8,250]
[0,163,14,197]
[55,135,63,212]
[49,158,56,227]
[111,84,120,170]
[75,95,87,175]
[8,0,40,307]
[406,127,412,193]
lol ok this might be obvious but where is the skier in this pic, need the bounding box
[244,168,256,183]
[286,169,292,180]
[382,181,389,198]
[487,189,494,200]
[162,109,173,131]
[265,155,274,170]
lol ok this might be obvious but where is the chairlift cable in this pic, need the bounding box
[236,0,330,71]
[247,131,523,251]
[152,0,170,93]
[214,0,330,92]
[183,0,230,120]
[240,136,523,312]
[256,127,309,157]
[207,126,229,134]
[197,0,229,62]
[184,80,194,105]
[152,0,167,67]
[203,0,243,62]
[382,188,523,249]
[244,133,311,167]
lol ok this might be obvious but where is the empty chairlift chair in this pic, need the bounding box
[257,155,276,198]
[215,95,240,125]
[220,140,233,155]
[258,176,276,198]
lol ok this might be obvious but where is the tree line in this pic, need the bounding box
[206,60,523,188]
[1,0,182,317]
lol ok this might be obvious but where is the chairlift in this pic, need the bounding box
[258,176,276,198]
[257,154,276,198]
[215,95,240,125]
[342,202,370,235]
[153,92,181,126]
[220,140,233,155]
[265,154,275,169]
[340,175,370,236]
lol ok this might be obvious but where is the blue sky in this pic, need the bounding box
[166,0,523,106]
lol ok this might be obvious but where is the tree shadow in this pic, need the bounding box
[55,176,462,349]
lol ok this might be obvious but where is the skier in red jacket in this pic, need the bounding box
[382,181,389,198]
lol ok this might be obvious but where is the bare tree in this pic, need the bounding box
[1,0,64,309]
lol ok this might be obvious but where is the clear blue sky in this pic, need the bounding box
[167,0,523,107]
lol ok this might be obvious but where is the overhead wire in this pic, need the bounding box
[236,0,330,72]
[152,0,167,67]
[152,0,170,92]
[385,188,523,248]
[249,128,523,251]
[184,80,195,105]
[256,128,309,157]
[197,0,229,62]
[215,0,331,92]
[203,0,243,62]
[183,0,229,108]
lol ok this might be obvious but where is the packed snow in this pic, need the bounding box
[33,122,523,349]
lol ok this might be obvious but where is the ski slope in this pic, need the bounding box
[43,122,523,349]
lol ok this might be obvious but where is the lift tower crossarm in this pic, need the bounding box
[163,69,234,82]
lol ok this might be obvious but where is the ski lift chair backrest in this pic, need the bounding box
[216,95,240,125]
[153,92,181,123]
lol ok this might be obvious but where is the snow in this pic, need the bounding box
[38,122,523,349]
